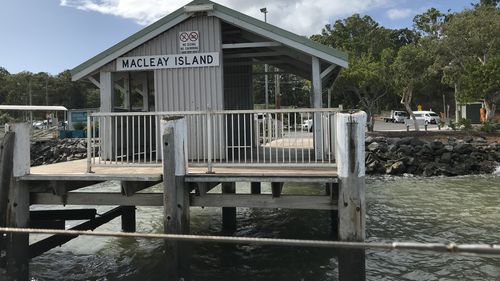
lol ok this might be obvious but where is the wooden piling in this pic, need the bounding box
[222,182,236,232]
[1,123,31,281]
[250,182,261,194]
[335,111,366,281]
[121,206,136,232]
[161,116,190,280]
[271,182,283,198]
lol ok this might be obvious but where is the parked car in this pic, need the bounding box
[301,119,313,131]
[254,113,272,122]
[32,120,48,129]
[413,111,440,124]
[383,110,408,123]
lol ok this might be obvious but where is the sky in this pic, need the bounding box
[0,0,477,75]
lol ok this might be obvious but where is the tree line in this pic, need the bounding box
[0,69,99,122]
[0,1,498,129]
[311,0,499,130]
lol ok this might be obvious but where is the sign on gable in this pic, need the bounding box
[179,31,199,53]
[116,52,219,71]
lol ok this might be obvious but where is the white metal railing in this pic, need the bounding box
[86,108,340,171]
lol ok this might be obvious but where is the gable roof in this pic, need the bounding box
[71,0,347,81]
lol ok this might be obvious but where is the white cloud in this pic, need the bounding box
[61,0,399,35]
[386,8,413,20]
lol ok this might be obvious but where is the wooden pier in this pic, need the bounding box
[0,111,366,281]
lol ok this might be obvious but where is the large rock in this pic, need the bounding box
[386,161,406,175]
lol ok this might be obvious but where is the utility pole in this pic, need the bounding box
[45,76,49,106]
[275,72,281,109]
[28,80,33,122]
[260,7,269,109]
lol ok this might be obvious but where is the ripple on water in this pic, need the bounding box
[30,175,500,280]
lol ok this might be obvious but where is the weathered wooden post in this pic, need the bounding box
[221,182,236,232]
[161,116,190,280]
[335,111,366,281]
[250,182,261,194]
[0,123,31,281]
[121,206,136,232]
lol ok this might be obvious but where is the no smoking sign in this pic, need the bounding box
[179,30,199,53]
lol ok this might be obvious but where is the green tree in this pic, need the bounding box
[392,44,434,130]
[334,51,393,131]
[441,5,500,119]
[459,56,500,118]
[413,8,447,37]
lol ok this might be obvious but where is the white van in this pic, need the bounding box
[413,111,440,124]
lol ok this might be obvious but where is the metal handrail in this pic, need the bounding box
[86,108,339,171]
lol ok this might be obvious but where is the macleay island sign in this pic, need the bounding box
[116,52,219,71]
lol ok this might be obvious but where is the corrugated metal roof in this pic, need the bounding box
[70,0,347,81]
[0,105,68,111]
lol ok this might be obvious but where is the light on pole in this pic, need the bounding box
[260,7,269,109]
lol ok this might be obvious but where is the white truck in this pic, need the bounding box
[383,110,408,123]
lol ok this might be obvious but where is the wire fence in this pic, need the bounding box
[1,227,499,257]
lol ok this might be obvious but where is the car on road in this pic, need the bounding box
[383,110,408,123]
[413,111,440,124]
[301,119,313,131]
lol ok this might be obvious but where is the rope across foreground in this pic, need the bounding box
[1,227,499,257]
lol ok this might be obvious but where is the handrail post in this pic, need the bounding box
[206,110,213,173]
[86,113,92,173]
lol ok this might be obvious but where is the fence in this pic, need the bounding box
[87,108,340,171]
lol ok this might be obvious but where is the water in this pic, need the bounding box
[30,174,500,280]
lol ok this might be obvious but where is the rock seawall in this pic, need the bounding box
[30,137,500,177]
[31,139,88,166]
[365,136,499,176]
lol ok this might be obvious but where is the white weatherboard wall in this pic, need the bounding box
[122,16,224,112]
[99,15,224,160]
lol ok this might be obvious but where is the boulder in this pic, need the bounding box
[386,161,406,175]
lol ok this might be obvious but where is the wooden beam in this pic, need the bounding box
[191,194,337,210]
[321,64,337,79]
[185,175,337,183]
[121,181,160,197]
[29,219,65,230]
[29,206,126,258]
[88,76,100,88]
[31,192,163,206]
[223,51,280,59]
[21,173,162,182]
[222,42,282,49]
[30,209,97,221]
[223,59,284,66]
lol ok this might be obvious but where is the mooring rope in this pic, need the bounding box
[1,227,499,257]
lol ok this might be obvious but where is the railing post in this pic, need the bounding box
[86,114,92,173]
[161,116,190,280]
[335,111,366,281]
[206,110,213,173]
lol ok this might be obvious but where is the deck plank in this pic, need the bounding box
[23,159,337,182]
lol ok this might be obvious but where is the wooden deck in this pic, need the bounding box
[23,159,338,183]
